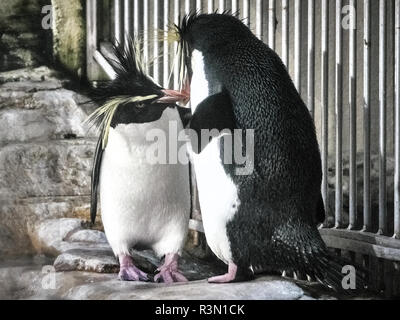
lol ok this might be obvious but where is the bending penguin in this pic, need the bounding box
[163,12,364,291]
[87,38,191,283]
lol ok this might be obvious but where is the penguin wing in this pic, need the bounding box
[315,193,326,225]
[90,136,104,224]
[189,90,235,153]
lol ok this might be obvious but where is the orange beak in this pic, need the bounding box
[155,79,191,106]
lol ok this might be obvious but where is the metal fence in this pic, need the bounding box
[87,0,400,296]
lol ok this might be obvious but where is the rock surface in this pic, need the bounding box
[0,257,328,300]
[0,0,51,72]
[0,219,339,300]
[0,67,98,257]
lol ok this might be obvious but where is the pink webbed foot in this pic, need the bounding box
[154,253,188,284]
[118,255,149,282]
[208,262,238,284]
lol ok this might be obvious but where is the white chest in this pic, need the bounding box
[189,50,239,264]
[99,108,190,257]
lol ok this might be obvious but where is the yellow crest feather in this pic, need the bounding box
[85,94,158,150]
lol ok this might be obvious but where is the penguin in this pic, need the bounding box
[162,12,366,291]
[87,38,191,283]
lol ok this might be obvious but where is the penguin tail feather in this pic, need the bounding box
[311,251,369,296]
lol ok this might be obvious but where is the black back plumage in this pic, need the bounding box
[178,13,365,292]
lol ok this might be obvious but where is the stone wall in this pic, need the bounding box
[0,0,53,72]
[0,66,98,258]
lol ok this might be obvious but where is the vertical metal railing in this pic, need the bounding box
[307,0,314,118]
[268,0,275,50]
[363,0,371,232]
[281,0,289,68]
[321,0,329,217]
[335,0,343,229]
[379,0,387,235]
[349,0,357,230]
[88,1,400,291]
[294,0,301,92]
[395,0,400,240]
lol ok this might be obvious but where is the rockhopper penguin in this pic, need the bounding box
[162,12,365,291]
[87,38,191,283]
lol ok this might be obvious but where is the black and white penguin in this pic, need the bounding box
[88,38,191,283]
[164,12,365,291]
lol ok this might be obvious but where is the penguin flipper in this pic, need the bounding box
[189,90,235,153]
[90,136,104,224]
[315,193,326,225]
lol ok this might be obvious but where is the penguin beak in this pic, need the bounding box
[155,79,191,107]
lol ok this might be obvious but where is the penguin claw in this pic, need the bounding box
[154,270,188,284]
[154,253,188,284]
[118,265,149,282]
[118,255,149,282]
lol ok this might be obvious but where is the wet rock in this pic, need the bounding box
[54,249,118,273]
[0,66,60,83]
[64,276,306,300]
[0,66,99,258]
[0,89,92,142]
[33,218,83,255]
[67,230,108,244]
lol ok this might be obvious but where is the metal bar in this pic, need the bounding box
[243,0,250,27]
[143,0,149,71]
[268,0,275,49]
[231,0,239,14]
[94,50,117,79]
[163,0,170,87]
[114,0,123,44]
[133,0,140,36]
[363,0,371,232]
[281,0,289,68]
[394,0,400,239]
[208,0,214,13]
[153,0,160,84]
[320,229,400,262]
[378,0,387,235]
[255,0,263,39]
[123,0,132,45]
[349,0,357,230]
[196,0,202,12]
[321,0,329,217]
[174,0,180,89]
[185,0,191,13]
[307,0,315,118]
[335,0,343,229]
[219,0,225,12]
[294,0,301,93]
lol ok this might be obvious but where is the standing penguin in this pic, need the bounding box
[87,38,191,283]
[162,12,363,291]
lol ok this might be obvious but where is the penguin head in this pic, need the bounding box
[86,37,190,149]
[164,12,253,97]
[175,12,253,53]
